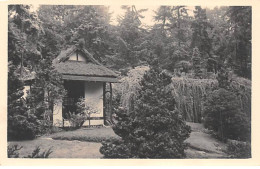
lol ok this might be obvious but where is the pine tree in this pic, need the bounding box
[100,61,191,158]
[192,47,203,79]
[8,5,42,68]
[114,5,148,68]
[226,6,251,79]
[8,64,39,140]
[191,6,212,58]
[8,64,27,119]
[152,6,192,73]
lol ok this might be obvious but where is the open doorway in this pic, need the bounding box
[62,80,84,119]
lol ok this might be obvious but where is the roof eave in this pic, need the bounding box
[62,74,120,83]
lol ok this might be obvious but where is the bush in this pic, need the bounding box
[203,88,250,141]
[100,64,191,158]
[8,65,41,140]
[67,112,86,129]
[226,140,251,158]
[37,119,55,135]
[26,146,53,158]
[8,145,22,158]
[8,110,40,140]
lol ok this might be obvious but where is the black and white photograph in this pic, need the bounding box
[1,1,259,165]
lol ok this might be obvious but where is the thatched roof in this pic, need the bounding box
[55,61,117,77]
[53,46,118,82]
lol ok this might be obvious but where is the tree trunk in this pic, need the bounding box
[177,7,181,47]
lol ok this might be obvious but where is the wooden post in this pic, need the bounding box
[109,82,112,122]
[103,82,106,125]
[20,51,23,76]
[44,88,50,121]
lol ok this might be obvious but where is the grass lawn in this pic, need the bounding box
[47,126,120,142]
[8,126,119,158]
[9,139,103,158]
[8,122,228,158]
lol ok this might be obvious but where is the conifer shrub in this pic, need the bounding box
[8,112,40,140]
[191,47,203,79]
[203,88,250,141]
[8,65,40,140]
[100,63,191,158]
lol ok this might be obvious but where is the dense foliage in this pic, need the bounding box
[8,64,40,140]
[202,66,251,141]
[226,140,251,158]
[25,59,66,124]
[191,6,212,59]
[203,88,250,141]
[100,63,191,158]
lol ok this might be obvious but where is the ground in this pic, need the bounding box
[185,122,227,158]
[8,122,228,158]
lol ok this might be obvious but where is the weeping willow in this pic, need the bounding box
[114,67,251,123]
[171,77,217,122]
[171,76,251,123]
[113,66,150,112]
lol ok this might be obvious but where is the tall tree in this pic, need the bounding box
[206,6,229,73]
[226,6,251,79]
[154,6,172,37]
[191,6,212,59]
[191,47,203,79]
[37,5,68,59]
[38,5,112,63]
[152,6,192,72]
[8,5,43,140]
[170,6,190,47]
[111,6,148,69]
[8,5,42,68]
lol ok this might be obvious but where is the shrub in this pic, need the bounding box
[203,88,250,141]
[8,65,41,140]
[67,111,87,129]
[49,126,62,134]
[77,98,98,127]
[37,119,55,135]
[226,140,251,158]
[8,110,40,140]
[66,98,99,129]
[25,146,53,158]
[100,63,191,158]
[8,145,22,158]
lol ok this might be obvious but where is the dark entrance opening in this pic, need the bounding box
[62,80,84,119]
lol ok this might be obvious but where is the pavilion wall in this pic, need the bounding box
[52,81,104,127]
[82,81,104,126]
